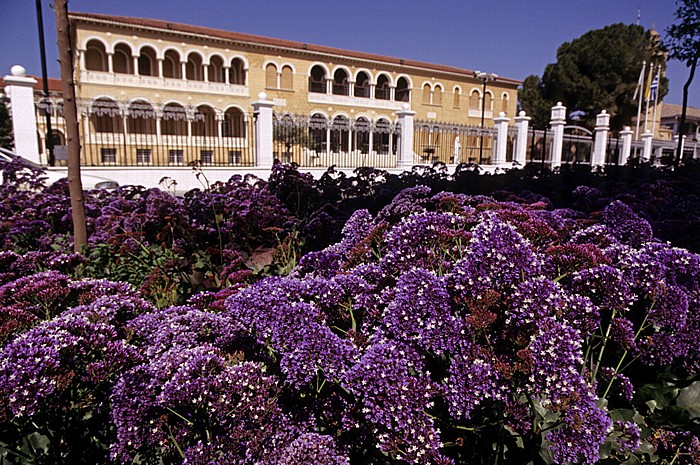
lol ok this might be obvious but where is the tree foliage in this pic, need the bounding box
[518,75,553,129]
[521,23,667,131]
[664,0,700,165]
[0,97,13,150]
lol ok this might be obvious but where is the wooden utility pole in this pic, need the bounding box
[54,0,88,251]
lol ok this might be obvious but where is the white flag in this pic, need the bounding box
[633,64,645,101]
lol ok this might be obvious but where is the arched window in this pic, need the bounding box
[374,118,392,155]
[355,117,370,153]
[127,100,156,134]
[186,52,204,81]
[230,58,246,85]
[330,115,349,152]
[375,74,390,100]
[354,72,370,98]
[163,50,181,79]
[113,43,132,74]
[223,107,245,138]
[266,63,278,88]
[469,90,480,110]
[138,46,157,76]
[90,98,121,133]
[208,56,225,83]
[453,88,461,108]
[192,105,217,137]
[333,69,349,96]
[85,40,107,71]
[309,113,327,151]
[422,84,432,105]
[309,65,326,93]
[501,93,509,114]
[161,103,188,136]
[433,85,443,106]
[484,92,492,112]
[395,77,410,102]
[280,65,293,89]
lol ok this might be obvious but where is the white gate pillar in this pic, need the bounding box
[251,92,274,168]
[641,130,653,162]
[513,110,530,166]
[396,103,416,168]
[492,111,510,166]
[618,126,633,165]
[3,66,40,164]
[549,102,566,169]
[592,110,610,169]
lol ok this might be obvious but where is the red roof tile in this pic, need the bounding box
[69,11,521,85]
[1,77,63,94]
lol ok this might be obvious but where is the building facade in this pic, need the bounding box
[65,12,519,167]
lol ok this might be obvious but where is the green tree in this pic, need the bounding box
[664,0,700,166]
[518,75,553,129]
[0,97,13,150]
[521,23,667,132]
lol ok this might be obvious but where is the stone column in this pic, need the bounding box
[674,134,687,162]
[618,126,633,165]
[181,61,187,80]
[513,110,530,166]
[132,55,139,75]
[107,53,114,73]
[592,110,610,169]
[157,59,164,78]
[252,92,274,168]
[492,111,510,165]
[4,65,40,164]
[549,102,566,169]
[396,103,416,168]
[641,130,653,162]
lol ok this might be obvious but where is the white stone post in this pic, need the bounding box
[4,65,40,164]
[492,111,510,165]
[513,110,530,166]
[618,126,633,165]
[592,110,610,168]
[549,102,566,169]
[641,130,653,162]
[674,134,687,162]
[396,103,416,168]
[251,92,274,168]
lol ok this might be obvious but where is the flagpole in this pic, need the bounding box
[643,63,653,133]
[635,60,645,142]
[650,66,661,138]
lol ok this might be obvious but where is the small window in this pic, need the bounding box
[136,149,151,165]
[200,150,213,165]
[266,63,278,89]
[281,66,293,90]
[101,148,116,164]
[169,149,184,165]
[229,150,242,164]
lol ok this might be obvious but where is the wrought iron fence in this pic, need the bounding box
[414,120,496,165]
[273,113,400,168]
[34,100,256,167]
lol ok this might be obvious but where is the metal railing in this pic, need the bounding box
[414,119,496,165]
[273,113,400,168]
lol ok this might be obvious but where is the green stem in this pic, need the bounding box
[591,308,618,384]
[166,422,185,459]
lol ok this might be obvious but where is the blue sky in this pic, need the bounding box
[1,0,697,108]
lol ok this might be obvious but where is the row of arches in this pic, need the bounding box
[308,65,411,102]
[88,98,247,137]
[422,84,509,113]
[84,40,247,85]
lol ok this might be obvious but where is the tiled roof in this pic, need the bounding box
[69,11,521,85]
[1,77,63,94]
[660,103,700,120]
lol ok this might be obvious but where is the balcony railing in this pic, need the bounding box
[81,70,249,96]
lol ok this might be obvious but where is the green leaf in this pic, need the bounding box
[676,381,700,419]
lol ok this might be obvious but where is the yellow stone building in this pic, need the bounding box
[66,12,520,167]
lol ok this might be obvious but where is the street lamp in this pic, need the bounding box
[474,71,497,164]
